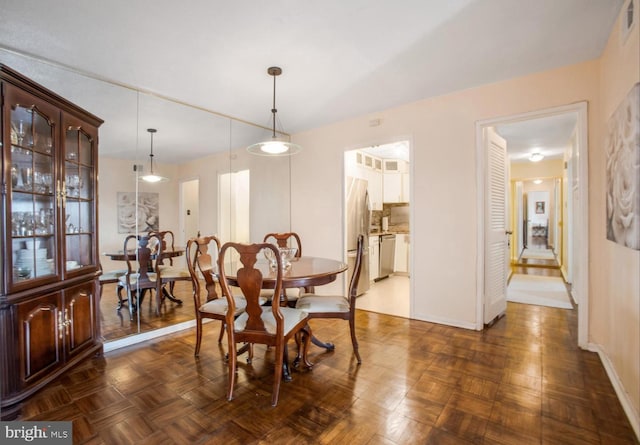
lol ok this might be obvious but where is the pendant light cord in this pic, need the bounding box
[271,72,277,139]
[149,131,155,174]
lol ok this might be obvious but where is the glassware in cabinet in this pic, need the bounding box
[8,102,58,287]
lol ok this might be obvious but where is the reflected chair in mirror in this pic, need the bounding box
[97,261,126,303]
[295,234,364,364]
[218,242,311,407]
[186,235,249,358]
[262,232,304,305]
[150,230,190,311]
[117,235,158,320]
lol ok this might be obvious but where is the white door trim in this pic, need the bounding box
[475,102,589,348]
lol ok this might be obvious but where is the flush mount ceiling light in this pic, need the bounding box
[533,179,543,184]
[529,152,544,162]
[247,66,302,156]
[139,128,169,183]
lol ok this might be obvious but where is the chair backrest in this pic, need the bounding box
[149,230,176,267]
[218,242,284,342]
[123,234,156,288]
[348,234,365,303]
[263,232,302,258]
[186,235,222,308]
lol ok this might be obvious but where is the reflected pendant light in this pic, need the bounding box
[140,128,169,183]
[247,66,302,156]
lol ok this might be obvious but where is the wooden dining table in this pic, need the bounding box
[223,256,347,300]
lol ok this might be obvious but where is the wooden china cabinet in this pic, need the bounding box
[0,65,103,419]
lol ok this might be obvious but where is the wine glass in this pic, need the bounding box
[16,120,25,146]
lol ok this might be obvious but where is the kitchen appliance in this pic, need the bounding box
[382,216,389,232]
[346,177,370,295]
[378,233,396,280]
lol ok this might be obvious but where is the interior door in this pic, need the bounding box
[515,181,524,258]
[484,127,509,325]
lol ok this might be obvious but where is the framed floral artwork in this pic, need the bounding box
[606,82,639,250]
[117,192,159,233]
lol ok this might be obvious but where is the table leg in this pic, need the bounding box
[311,335,335,351]
[161,285,183,305]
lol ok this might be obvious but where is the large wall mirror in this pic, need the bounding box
[0,50,293,343]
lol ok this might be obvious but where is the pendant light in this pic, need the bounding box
[247,66,302,156]
[139,128,169,183]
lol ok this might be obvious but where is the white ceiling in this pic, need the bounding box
[0,0,622,163]
[496,113,578,162]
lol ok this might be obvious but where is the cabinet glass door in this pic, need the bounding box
[9,103,57,286]
[64,125,95,273]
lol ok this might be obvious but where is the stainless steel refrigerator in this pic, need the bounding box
[346,177,370,295]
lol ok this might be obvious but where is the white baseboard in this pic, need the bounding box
[412,313,478,331]
[588,342,640,441]
[103,319,198,352]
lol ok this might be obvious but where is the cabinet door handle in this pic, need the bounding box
[56,180,61,207]
[58,310,65,340]
[64,308,71,337]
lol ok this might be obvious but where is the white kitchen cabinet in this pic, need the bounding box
[366,168,383,210]
[383,159,409,203]
[383,172,403,203]
[394,234,410,274]
[369,235,379,281]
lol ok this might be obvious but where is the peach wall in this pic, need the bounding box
[290,60,600,328]
[593,0,640,424]
[510,159,564,180]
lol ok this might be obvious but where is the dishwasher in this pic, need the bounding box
[377,234,396,280]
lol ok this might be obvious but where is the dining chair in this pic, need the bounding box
[218,242,311,406]
[262,232,305,305]
[150,230,190,309]
[295,233,364,364]
[186,235,250,358]
[117,235,158,320]
[98,262,128,317]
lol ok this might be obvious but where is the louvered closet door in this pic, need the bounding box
[484,127,509,324]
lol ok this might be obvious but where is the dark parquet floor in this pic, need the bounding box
[11,275,639,444]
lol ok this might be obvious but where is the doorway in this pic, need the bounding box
[343,140,411,318]
[219,169,250,243]
[476,102,589,347]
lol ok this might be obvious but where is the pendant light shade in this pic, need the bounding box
[140,128,169,183]
[247,66,302,156]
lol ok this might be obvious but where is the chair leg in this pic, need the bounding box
[217,321,225,343]
[155,286,162,315]
[293,328,313,369]
[194,317,203,357]
[272,343,284,407]
[349,317,362,364]
[226,332,237,402]
[300,326,313,369]
[127,289,134,321]
[116,285,125,309]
